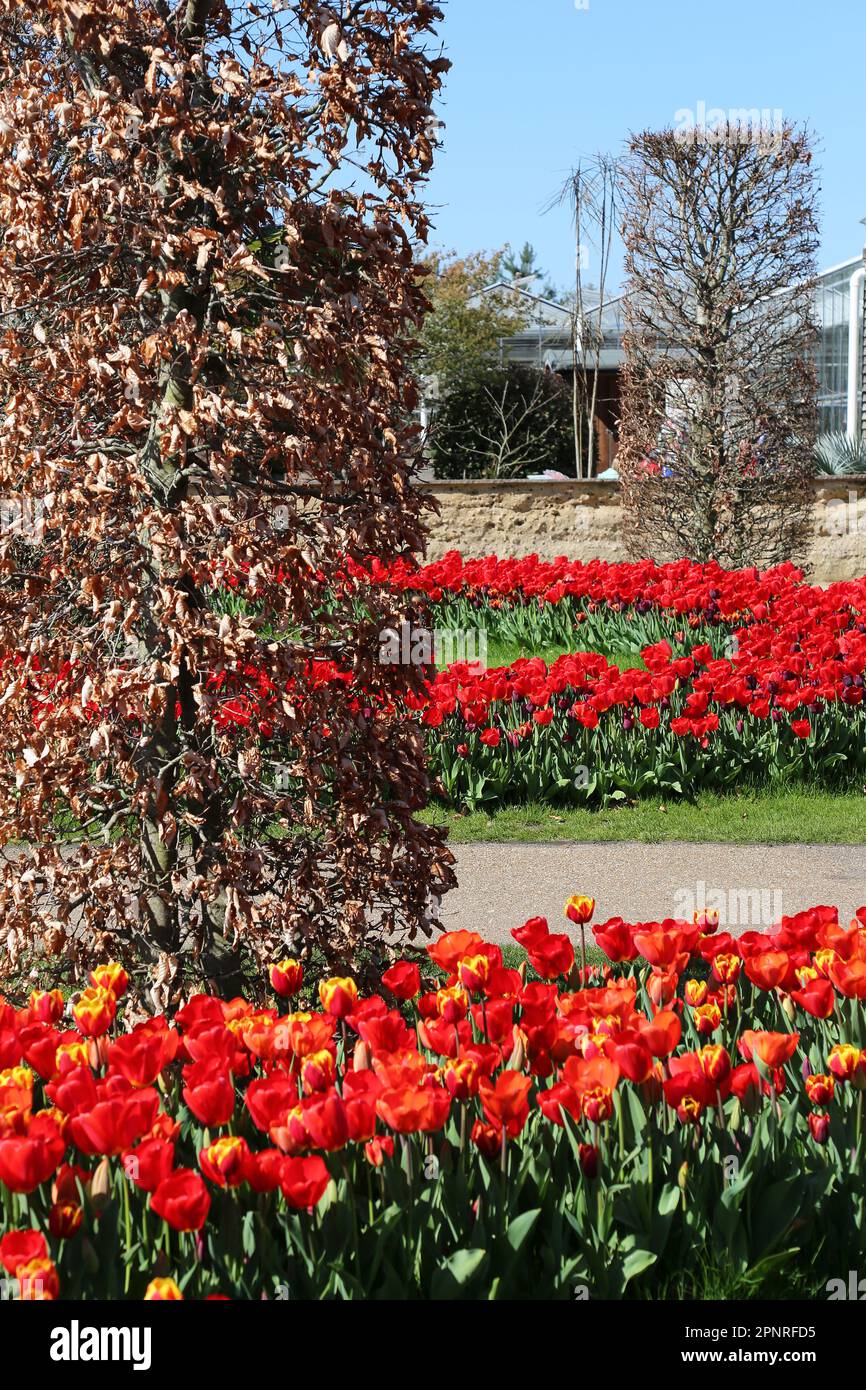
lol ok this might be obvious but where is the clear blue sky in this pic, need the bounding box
[425,0,866,294]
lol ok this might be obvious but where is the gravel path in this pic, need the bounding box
[441,841,866,944]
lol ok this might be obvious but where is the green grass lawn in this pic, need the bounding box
[419,787,866,844]
[444,637,645,671]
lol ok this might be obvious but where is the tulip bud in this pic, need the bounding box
[578,1142,598,1179]
[809,1111,831,1144]
[49,1200,83,1240]
[684,978,708,1008]
[780,995,796,1023]
[693,908,719,933]
[510,1026,526,1073]
[565,894,595,925]
[90,1156,111,1208]
[87,1036,110,1071]
[677,1160,689,1192]
[648,969,678,1008]
[28,988,64,1024]
[517,960,527,985]
[353,1039,371,1072]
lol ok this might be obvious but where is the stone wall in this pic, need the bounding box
[419,478,866,583]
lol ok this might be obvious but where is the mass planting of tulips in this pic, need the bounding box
[3,894,866,1299]
[379,553,866,806]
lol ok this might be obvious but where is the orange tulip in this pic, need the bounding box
[561,1054,620,1097]
[633,928,687,970]
[376,1083,451,1135]
[435,985,469,1024]
[684,979,708,1007]
[581,1086,614,1124]
[647,969,679,1008]
[278,1012,335,1059]
[698,1044,731,1085]
[457,954,491,992]
[711,953,741,985]
[199,1135,249,1188]
[441,1056,480,1101]
[693,908,719,933]
[48,1201,82,1240]
[301,1049,337,1094]
[427,930,484,974]
[639,1009,682,1057]
[829,958,866,999]
[692,1002,722,1036]
[478,1071,532,1136]
[740,1030,799,1069]
[744,951,790,992]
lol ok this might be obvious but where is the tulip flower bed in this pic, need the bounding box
[3,896,866,1300]
[370,553,866,807]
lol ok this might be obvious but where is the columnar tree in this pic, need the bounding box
[618,124,819,566]
[0,0,455,996]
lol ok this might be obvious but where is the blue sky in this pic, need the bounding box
[425,0,866,294]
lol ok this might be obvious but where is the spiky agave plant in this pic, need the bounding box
[813,431,866,475]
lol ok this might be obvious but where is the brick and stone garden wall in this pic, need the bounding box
[419,478,866,582]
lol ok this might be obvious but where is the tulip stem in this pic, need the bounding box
[342,1157,362,1285]
[122,1171,132,1294]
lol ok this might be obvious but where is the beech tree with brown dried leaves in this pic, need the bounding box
[618,123,819,568]
[0,0,456,1001]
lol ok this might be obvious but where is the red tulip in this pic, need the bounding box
[68,1089,160,1156]
[108,1023,178,1088]
[790,977,835,1019]
[150,1168,211,1231]
[364,1136,394,1167]
[381,961,421,1000]
[527,934,574,981]
[242,1147,286,1193]
[0,1116,65,1192]
[122,1137,175,1193]
[182,1059,235,1128]
[0,1228,47,1275]
[269,958,303,998]
[48,1200,82,1240]
[592,917,637,963]
[376,1083,451,1135]
[280,1154,330,1209]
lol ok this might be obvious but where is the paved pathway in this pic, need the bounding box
[440,842,866,944]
